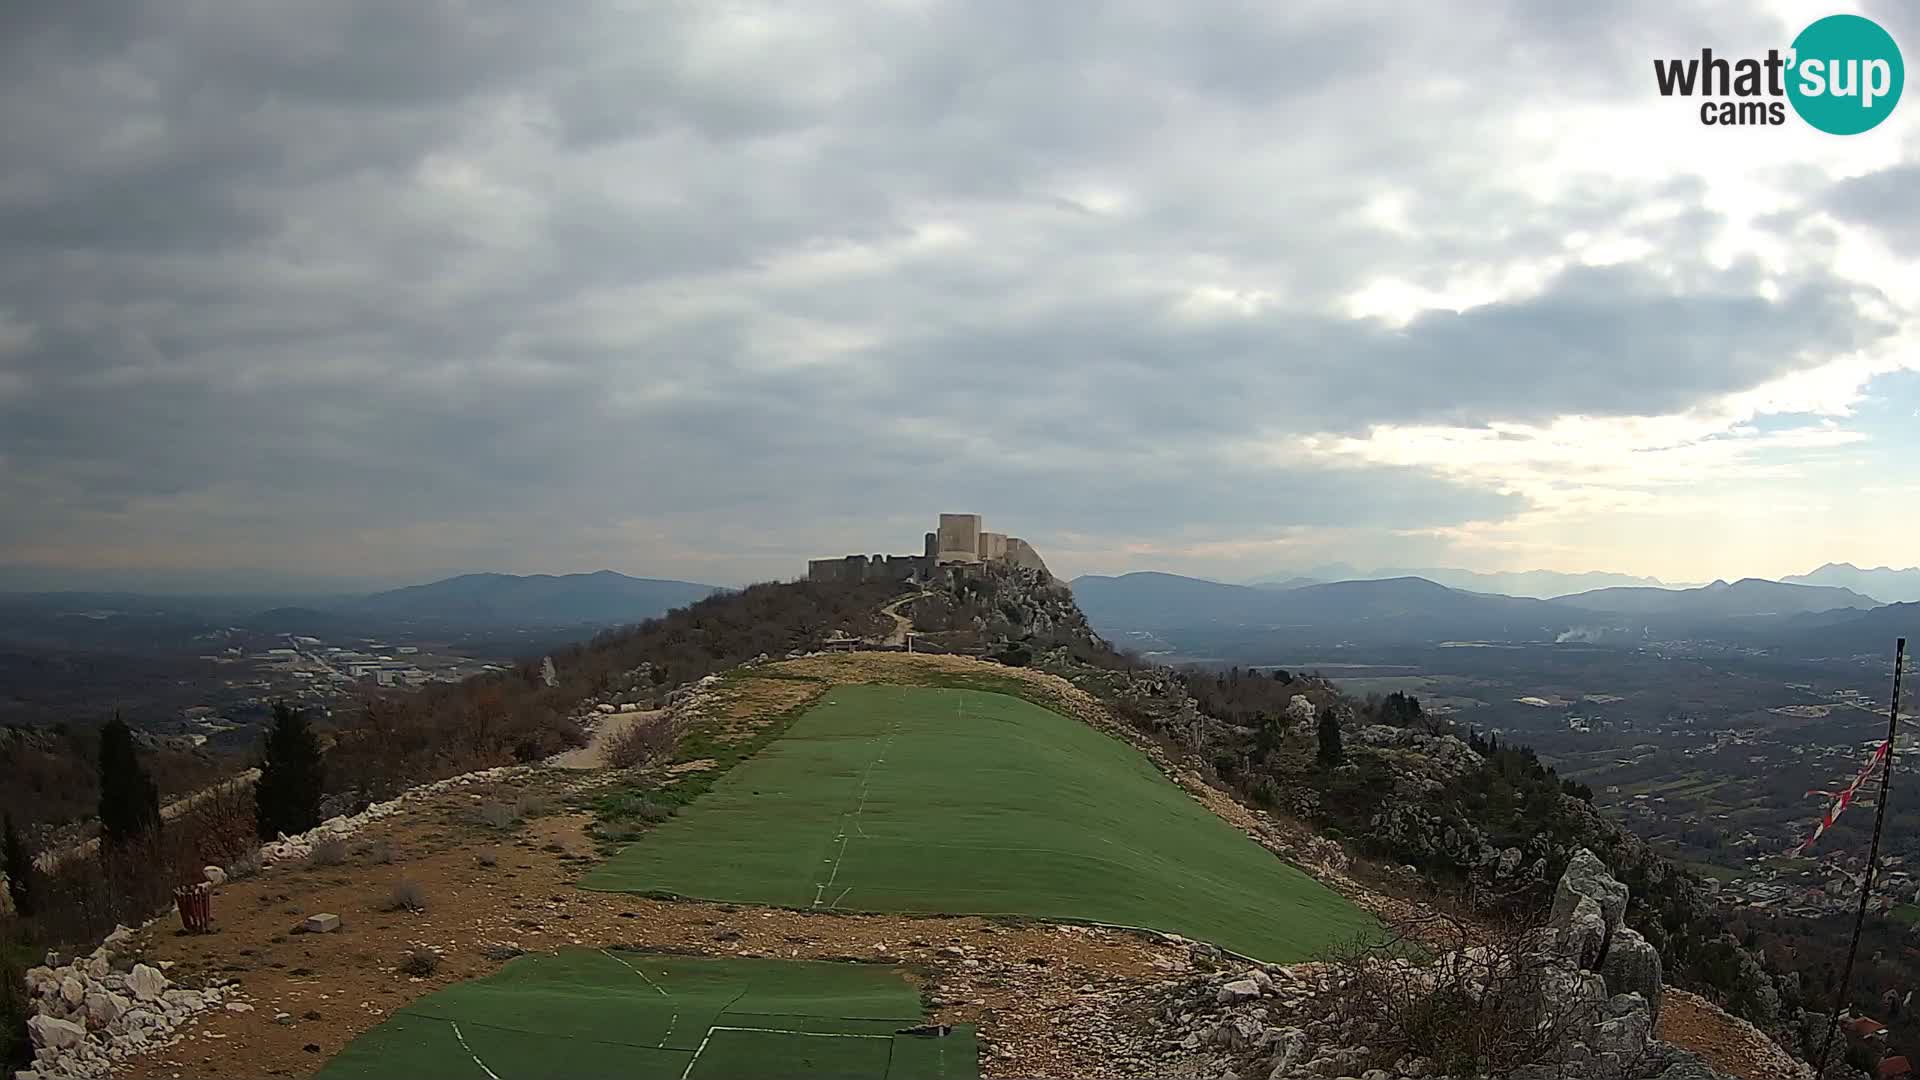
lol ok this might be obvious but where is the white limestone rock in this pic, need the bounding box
[26,1015,85,1051]
[126,964,166,1002]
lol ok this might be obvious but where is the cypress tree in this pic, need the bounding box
[97,713,162,847]
[2,813,32,917]
[255,702,326,840]
[1316,705,1344,768]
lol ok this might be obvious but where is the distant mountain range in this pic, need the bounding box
[0,571,725,645]
[1549,578,1878,617]
[1782,563,1920,604]
[1784,602,1920,656]
[1069,572,1282,627]
[1069,569,1912,655]
[347,571,722,626]
[1071,572,1566,641]
[1250,566,1678,599]
[1248,562,1920,604]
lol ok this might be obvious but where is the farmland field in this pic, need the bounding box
[583,683,1372,960]
[317,950,974,1080]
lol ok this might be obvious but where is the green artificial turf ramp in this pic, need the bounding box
[316,950,974,1080]
[583,684,1373,960]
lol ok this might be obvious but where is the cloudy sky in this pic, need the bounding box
[2,1,1917,591]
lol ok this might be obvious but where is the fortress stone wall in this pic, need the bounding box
[808,514,1048,583]
[807,554,926,585]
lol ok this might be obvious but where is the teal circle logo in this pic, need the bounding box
[1787,14,1904,134]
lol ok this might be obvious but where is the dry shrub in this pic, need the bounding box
[475,850,498,868]
[359,838,394,865]
[174,779,257,866]
[399,947,439,976]
[385,879,426,913]
[473,802,516,829]
[327,686,585,810]
[307,837,348,867]
[513,792,552,820]
[32,826,219,948]
[605,717,681,770]
[1324,909,1598,1078]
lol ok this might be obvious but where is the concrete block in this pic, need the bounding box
[303,913,341,934]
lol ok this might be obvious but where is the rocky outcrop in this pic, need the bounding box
[1603,929,1665,1025]
[1548,848,1662,1026]
[1138,851,1766,1080]
[17,925,247,1079]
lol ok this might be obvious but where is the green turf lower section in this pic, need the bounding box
[316,951,975,1080]
[582,684,1373,960]
[688,1029,891,1079]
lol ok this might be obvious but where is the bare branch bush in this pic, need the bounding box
[1323,907,1599,1078]
[605,716,682,771]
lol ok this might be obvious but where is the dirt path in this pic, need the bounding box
[549,709,667,769]
[876,591,928,646]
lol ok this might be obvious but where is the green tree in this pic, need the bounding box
[255,702,326,840]
[1253,714,1281,757]
[97,713,161,847]
[1316,706,1344,768]
[1380,691,1423,726]
[2,813,32,917]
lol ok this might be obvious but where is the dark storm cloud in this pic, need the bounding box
[0,0,1899,581]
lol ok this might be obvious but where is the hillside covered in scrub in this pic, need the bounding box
[912,563,1830,1066]
[0,567,1847,1077]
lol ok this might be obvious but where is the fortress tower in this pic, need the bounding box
[936,513,983,564]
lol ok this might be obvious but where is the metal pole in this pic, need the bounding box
[1817,637,1907,1076]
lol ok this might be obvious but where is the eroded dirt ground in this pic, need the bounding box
[118,770,1191,1079]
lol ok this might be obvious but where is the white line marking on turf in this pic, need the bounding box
[679,1029,714,1080]
[710,1026,891,1038]
[682,1021,897,1073]
[602,949,678,1047]
[600,949,671,997]
[450,1021,503,1080]
[812,709,903,908]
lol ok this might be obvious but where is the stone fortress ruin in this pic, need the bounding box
[808,513,1049,584]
